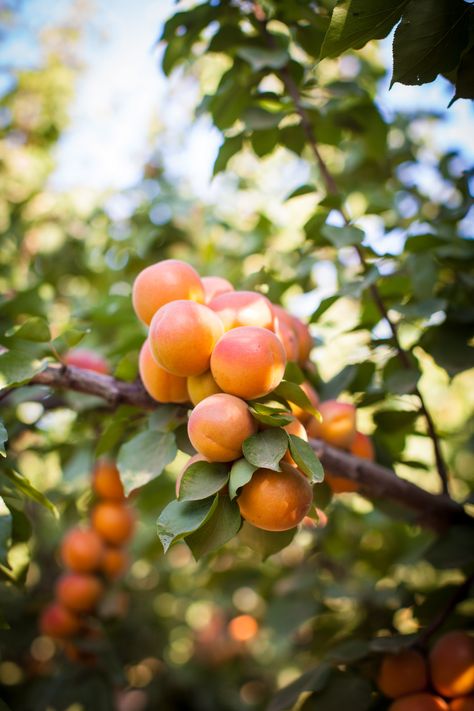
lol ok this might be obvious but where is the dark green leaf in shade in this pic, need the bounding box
[310,295,340,323]
[0,500,12,567]
[268,664,331,711]
[178,461,229,502]
[321,224,364,248]
[0,421,7,458]
[117,430,177,496]
[425,525,474,569]
[288,436,324,483]
[369,634,417,653]
[157,496,217,553]
[451,43,474,104]
[419,324,474,377]
[250,128,279,157]
[373,409,419,431]
[186,495,242,559]
[236,46,289,71]
[325,639,370,664]
[213,133,244,176]
[286,184,317,200]
[229,458,257,500]
[242,428,288,471]
[238,522,296,561]
[301,670,372,711]
[174,423,197,456]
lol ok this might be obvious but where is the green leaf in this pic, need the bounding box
[288,436,324,483]
[148,405,184,432]
[301,669,372,711]
[178,461,229,502]
[95,406,142,457]
[319,364,357,400]
[236,46,289,71]
[373,409,419,431]
[157,496,217,553]
[320,0,408,59]
[283,362,305,384]
[321,224,364,248]
[249,402,294,427]
[451,42,474,104]
[2,469,57,517]
[0,421,7,458]
[273,381,319,416]
[310,295,340,323]
[369,635,417,653]
[244,107,283,130]
[419,324,474,377]
[0,351,47,388]
[286,184,317,200]
[268,664,331,711]
[250,128,279,157]
[186,495,242,559]
[229,458,257,500]
[326,639,370,664]
[0,500,12,567]
[213,133,244,176]
[117,430,177,495]
[239,522,296,561]
[6,317,51,342]
[242,428,288,471]
[425,525,474,569]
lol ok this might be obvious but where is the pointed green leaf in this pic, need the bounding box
[3,469,57,517]
[321,224,364,248]
[239,522,296,561]
[288,435,324,483]
[274,381,319,417]
[242,428,288,471]
[117,429,177,495]
[178,461,229,502]
[6,317,51,342]
[0,351,47,388]
[186,495,242,559]
[213,134,244,176]
[229,458,257,500]
[157,496,217,553]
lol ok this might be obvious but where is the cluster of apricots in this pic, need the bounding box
[377,632,474,710]
[39,460,135,650]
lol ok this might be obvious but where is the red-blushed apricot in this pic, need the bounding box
[149,300,224,377]
[91,502,135,546]
[92,459,125,500]
[139,339,189,403]
[325,431,374,494]
[430,631,474,698]
[209,290,274,331]
[55,573,104,613]
[289,381,320,425]
[176,454,208,497]
[302,508,328,528]
[377,649,428,699]
[60,527,104,573]
[202,275,234,303]
[389,694,449,711]
[450,698,474,711]
[306,400,357,449]
[187,370,222,406]
[64,349,109,374]
[211,326,286,400]
[292,316,313,364]
[132,259,204,326]
[274,315,299,362]
[102,547,130,580]
[228,615,259,642]
[39,602,82,638]
[283,418,308,466]
[237,462,313,531]
[187,393,257,462]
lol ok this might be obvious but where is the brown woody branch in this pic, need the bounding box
[22,365,471,531]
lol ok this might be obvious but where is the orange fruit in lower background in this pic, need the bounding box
[55,573,104,613]
[102,547,130,580]
[92,459,125,500]
[389,694,448,711]
[325,431,374,493]
[449,697,474,711]
[91,502,135,545]
[60,527,104,573]
[377,648,428,698]
[39,603,82,638]
[430,631,474,698]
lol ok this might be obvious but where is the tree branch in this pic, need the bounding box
[21,365,470,532]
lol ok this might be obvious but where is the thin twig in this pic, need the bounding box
[416,571,474,649]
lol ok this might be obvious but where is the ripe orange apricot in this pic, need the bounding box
[149,300,224,377]
[55,573,104,613]
[450,698,474,711]
[209,290,274,331]
[377,649,428,699]
[64,349,109,374]
[306,400,357,449]
[389,694,449,711]
[210,326,286,400]
[132,259,204,325]
[228,615,259,642]
[187,370,222,406]
[39,602,82,638]
[92,459,125,500]
[292,316,313,364]
[283,418,308,466]
[202,275,234,303]
[60,527,104,573]
[91,502,135,546]
[188,393,257,462]
[430,631,474,698]
[237,462,313,531]
[274,315,299,362]
[289,381,319,425]
[102,547,130,580]
[176,454,208,497]
[325,431,374,494]
[139,339,189,403]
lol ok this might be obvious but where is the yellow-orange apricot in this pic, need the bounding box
[274,315,299,362]
[55,573,104,613]
[149,300,224,377]
[283,418,308,466]
[289,381,319,425]
[91,502,135,546]
[176,454,208,497]
[325,431,374,493]
[60,527,104,573]
[450,698,474,711]
[389,694,449,711]
[377,649,428,699]
[209,290,274,331]
[65,349,109,374]
[202,275,234,303]
[306,400,356,449]
[187,370,222,406]
[237,462,313,531]
[211,326,286,400]
[430,631,474,698]
[92,459,125,500]
[187,393,257,462]
[139,339,189,403]
[132,259,204,325]
[102,547,129,580]
[228,615,259,642]
[292,316,313,363]
[39,602,82,638]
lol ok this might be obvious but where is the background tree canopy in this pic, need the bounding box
[0,1,473,710]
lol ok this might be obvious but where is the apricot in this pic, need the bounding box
[306,400,357,449]
[139,339,189,403]
[228,615,259,642]
[389,694,448,711]
[39,602,82,638]
[202,275,234,303]
[187,370,222,406]
[209,290,274,331]
[132,258,204,326]
[64,348,109,374]
[377,649,428,699]
[450,698,474,711]
[102,547,130,580]
[91,502,135,546]
[430,631,474,698]
[274,315,299,362]
[176,454,208,497]
[149,300,224,377]
[92,459,125,500]
[302,508,328,528]
[283,418,308,466]
[326,431,374,493]
[237,462,313,531]
[61,527,104,573]
[55,573,104,613]
[289,381,320,425]
[292,316,313,363]
[187,393,257,462]
[210,326,286,400]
